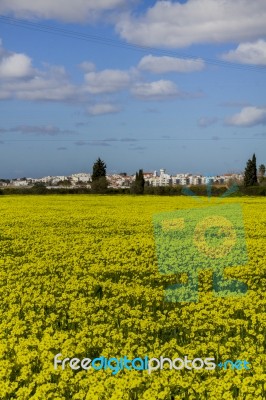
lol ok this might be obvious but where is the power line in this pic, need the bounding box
[0,15,265,73]
[1,137,265,142]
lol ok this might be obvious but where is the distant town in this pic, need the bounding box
[0,169,244,189]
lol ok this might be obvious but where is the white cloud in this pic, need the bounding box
[131,80,180,100]
[0,41,33,79]
[226,106,266,127]
[221,39,266,65]
[0,40,82,101]
[138,55,205,73]
[0,0,128,22]
[0,53,33,79]
[87,103,120,115]
[0,39,197,112]
[2,65,79,101]
[84,69,131,94]
[0,39,132,102]
[116,0,266,48]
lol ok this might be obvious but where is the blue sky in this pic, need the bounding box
[0,0,265,178]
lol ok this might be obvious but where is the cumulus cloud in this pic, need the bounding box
[0,40,81,101]
[0,52,33,79]
[138,55,205,73]
[87,103,121,115]
[226,106,266,127]
[116,0,266,48]
[0,39,34,80]
[221,39,266,65]
[0,0,128,22]
[0,38,197,111]
[84,69,131,94]
[131,80,180,100]
[1,65,79,101]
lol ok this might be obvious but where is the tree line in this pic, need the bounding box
[90,154,266,194]
[0,154,265,196]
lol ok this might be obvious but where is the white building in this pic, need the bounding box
[143,172,154,179]
[148,168,172,186]
[11,180,28,186]
[189,175,203,185]
[71,173,91,183]
[172,173,190,185]
[222,173,243,183]
[107,174,133,188]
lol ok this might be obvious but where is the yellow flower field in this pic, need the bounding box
[0,195,265,399]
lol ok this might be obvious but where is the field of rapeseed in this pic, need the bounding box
[0,195,265,400]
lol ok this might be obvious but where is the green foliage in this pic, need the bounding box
[238,185,266,196]
[57,179,71,187]
[91,158,108,193]
[91,176,108,194]
[144,185,228,196]
[32,182,47,194]
[91,157,108,194]
[244,153,258,187]
[131,169,145,194]
[259,177,266,186]
[92,158,107,181]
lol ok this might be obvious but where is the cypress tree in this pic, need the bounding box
[138,169,145,193]
[91,158,108,193]
[131,169,145,194]
[251,153,258,185]
[92,157,107,181]
[244,153,258,186]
